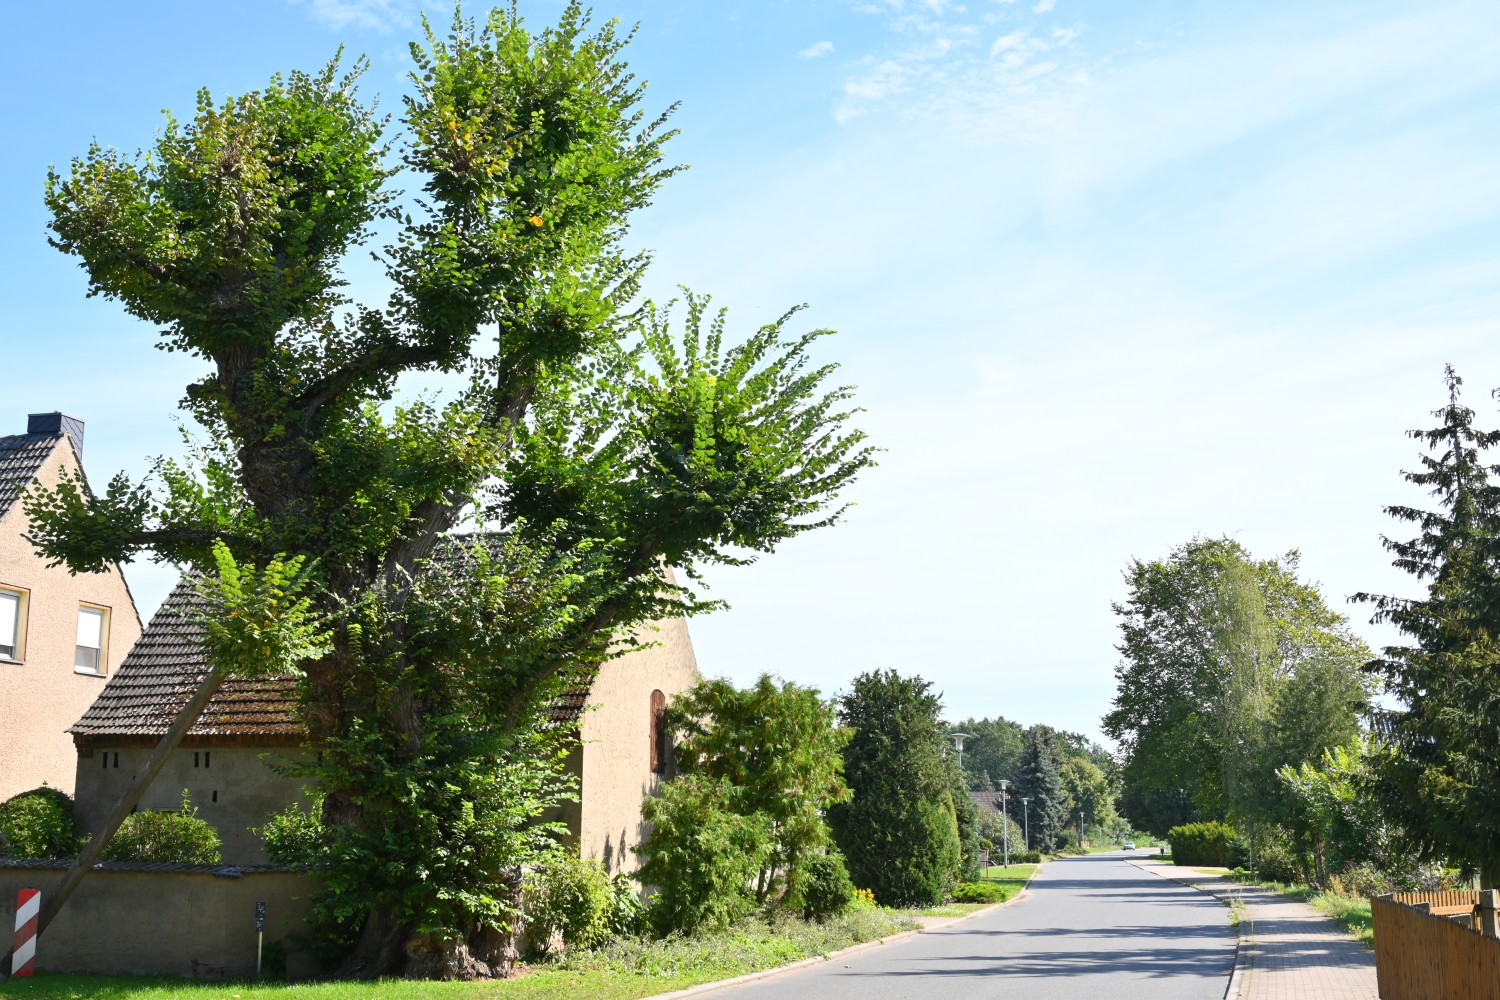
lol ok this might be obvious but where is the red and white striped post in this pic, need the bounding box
[12,888,39,977]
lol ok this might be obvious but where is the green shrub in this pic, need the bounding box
[101,792,221,864]
[1006,850,1043,865]
[606,874,646,937]
[1167,821,1237,867]
[0,786,81,859]
[1255,839,1304,884]
[829,671,963,909]
[253,795,326,866]
[798,851,856,922]
[637,774,770,936]
[951,881,1008,904]
[1227,835,1251,870]
[526,853,614,952]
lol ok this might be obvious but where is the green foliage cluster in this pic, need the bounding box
[664,676,851,905]
[638,675,853,934]
[100,792,222,865]
[549,907,919,979]
[950,881,1010,904]
[525,854,614,952]
[639,775,770,936]
[605,873,647,938]
[0,787,81,860]
[1105,537,1372,838]
[975,808,1023,858]
[1061,756,1116,845]
[1275,737,1395,887]
[1006,850,1044,865]
[32,1,873,975]
[829,670,962,907]
[952,774,983,881]
[797,852,857,922]
[950,717,1026,792]
[952,717,1113,794]
[255,794,327,866]
[1167,821,1237,867]
[1015,727,1069,852]
[1354,368,1500,887]
[1251,837,1303,884]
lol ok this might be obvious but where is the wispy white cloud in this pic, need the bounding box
[800,40,836,59]
[288,0,418,33]
[1033,0,1056,12]
[835,0,1084,124]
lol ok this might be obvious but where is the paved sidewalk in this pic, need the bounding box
[1131,857,1377,1000]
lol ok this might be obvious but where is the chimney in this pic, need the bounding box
[27,412,86,460]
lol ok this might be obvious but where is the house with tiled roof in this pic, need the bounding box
[71,547,700,867]
[0,413,141,799]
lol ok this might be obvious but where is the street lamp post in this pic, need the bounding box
[998,779,1011,868]
[949,732,969,775]
[1021,797,1031,852]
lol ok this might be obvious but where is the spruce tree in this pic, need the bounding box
[1354,366,1500,887]
[1015,726,1068,852]
[828,670,961,906]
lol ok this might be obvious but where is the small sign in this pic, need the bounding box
[255,901,265,932]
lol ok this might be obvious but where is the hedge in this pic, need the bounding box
[1167,821,1237,867]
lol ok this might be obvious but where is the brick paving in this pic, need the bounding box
[1131,857,1377,1000]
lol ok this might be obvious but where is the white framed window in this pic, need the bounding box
[0,589,23,662]
[75,605,109,675]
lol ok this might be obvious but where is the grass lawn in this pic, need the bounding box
[1238,880,1374,948]
[0,908,921,1000]
[914,902,989,918]
[0,972,701,999]
[981,863,1038,884]
[1180,868,1374,949]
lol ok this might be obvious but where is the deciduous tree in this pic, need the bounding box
[652,675,850,910]
[31,5,872,976]
[1104,538,1370,837]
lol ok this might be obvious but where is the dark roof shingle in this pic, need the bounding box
[70,577,300,740]
[0,432,61,523]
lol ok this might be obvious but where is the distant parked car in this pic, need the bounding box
[1123,841,1137,851]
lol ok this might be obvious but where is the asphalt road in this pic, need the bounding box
[718,853,1235,1000]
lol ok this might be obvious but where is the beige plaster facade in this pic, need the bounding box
[575,615,701,875]
[73,743,308,865]
[0,429,140,799]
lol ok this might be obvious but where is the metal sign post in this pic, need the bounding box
[255,901,266,976]
[11,888,39,977]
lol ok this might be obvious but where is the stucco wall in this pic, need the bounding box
[74,746,307,865]
[0,436,141,800]
[0,864,319,977]
[578,615,701,875]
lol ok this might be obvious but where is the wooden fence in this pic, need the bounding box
[1371,889,1500,1000]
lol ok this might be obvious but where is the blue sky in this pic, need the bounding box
[4,0,1500,741]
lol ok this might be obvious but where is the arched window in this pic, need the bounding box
[650,690,668,774]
